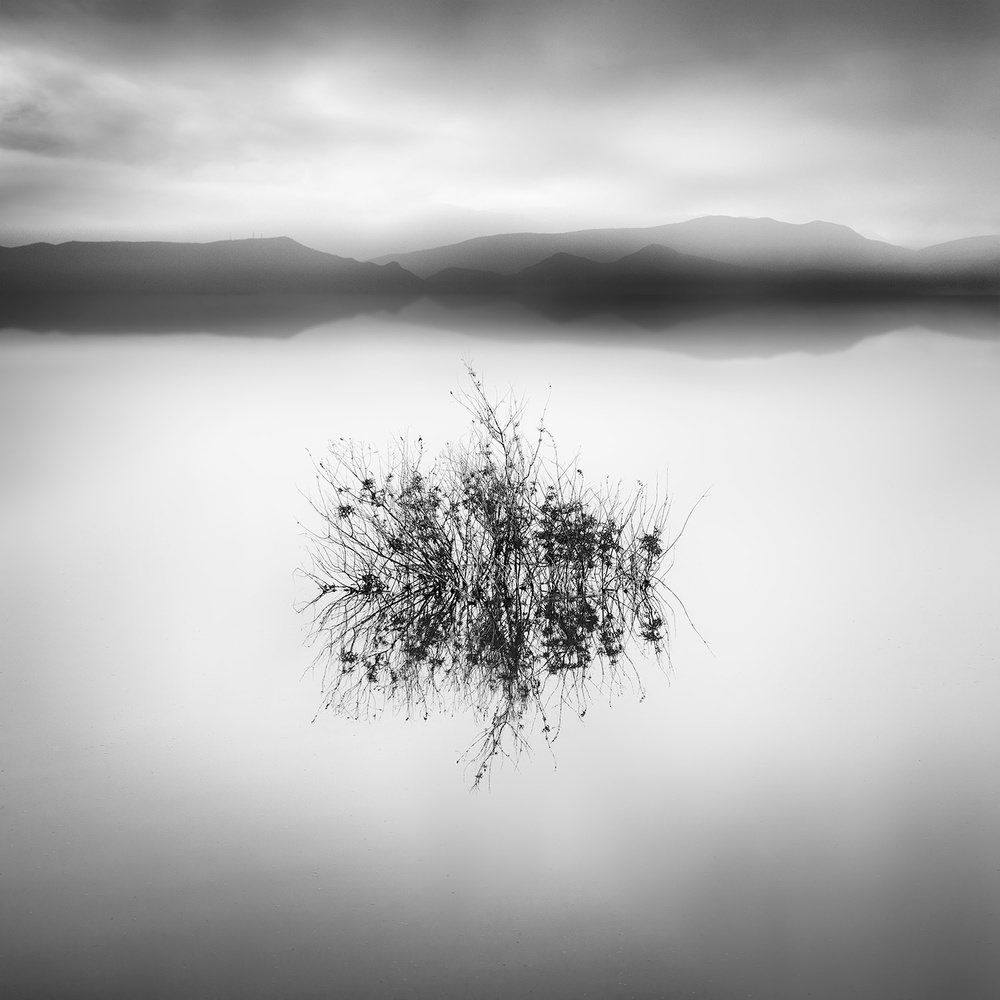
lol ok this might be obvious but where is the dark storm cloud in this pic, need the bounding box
[4,0,997,146]
[5,0,1000,52]
[661,0,1000,50]
[5,0,998,109]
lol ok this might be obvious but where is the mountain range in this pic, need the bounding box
[2,218,998,332]
[373,216,1000,282]
[0,236,421,295]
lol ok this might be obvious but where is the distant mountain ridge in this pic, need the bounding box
[372,216,998,281]
[914,234,1000,272]
[420,238,1000,303]
[2,220,998,317]
[0,236,421,295]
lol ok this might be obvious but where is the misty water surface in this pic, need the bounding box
[2,309,999,1000]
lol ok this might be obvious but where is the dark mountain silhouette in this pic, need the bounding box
[422,266,514,295]
[2,228,995,356]
[373,216,1000,289]
[0,237,422,296]
[515,244,765,293]
[421,239,999,311]
[911,235,1000,292]
[2,221,997,338]
[915,235,1000,269]
[372,216,921,276]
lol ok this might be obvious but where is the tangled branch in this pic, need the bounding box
[300,366,696,787]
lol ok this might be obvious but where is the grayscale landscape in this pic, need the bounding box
[2,3,999,1000]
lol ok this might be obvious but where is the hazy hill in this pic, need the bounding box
[372,216,920,277]
[441,240,999,303]
[0,237,422,295]
[512,244,770,296]
[422,266,514,294]
[415,244,773,300]
[913,235,1000,274]
[2,222,997,314]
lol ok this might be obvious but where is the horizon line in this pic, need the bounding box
[4,214,1000,256]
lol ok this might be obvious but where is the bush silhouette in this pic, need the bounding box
[301,367,697,787]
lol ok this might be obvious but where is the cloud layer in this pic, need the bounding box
[2,1,998,254]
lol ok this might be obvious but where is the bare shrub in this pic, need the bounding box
[300,367,699,787]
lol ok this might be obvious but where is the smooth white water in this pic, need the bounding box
[2,309,999,999]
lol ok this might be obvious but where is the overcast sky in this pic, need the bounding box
[2,0,998,256]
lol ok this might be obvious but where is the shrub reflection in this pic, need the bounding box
[302,368,699,786]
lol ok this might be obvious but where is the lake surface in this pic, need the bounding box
[3,303,999,999]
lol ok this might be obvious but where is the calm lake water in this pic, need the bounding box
[3,302,999,999]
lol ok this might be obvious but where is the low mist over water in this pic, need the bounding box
[2,312,999,999]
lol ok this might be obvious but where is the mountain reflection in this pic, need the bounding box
[4,292,995,359]
[0,292,419,339]
[405,293,1000,358]
[301,369,698,786]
